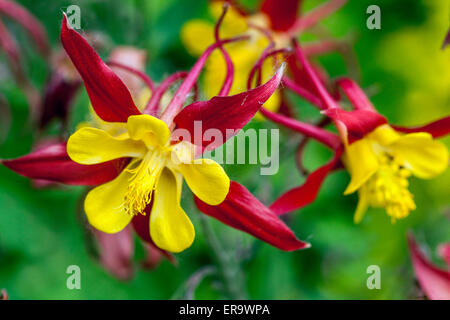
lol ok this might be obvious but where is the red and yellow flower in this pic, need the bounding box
[262,40,450,223]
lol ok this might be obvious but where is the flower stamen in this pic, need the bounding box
[365,154,416,222]
[124,149,166,216]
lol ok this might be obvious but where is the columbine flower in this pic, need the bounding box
[261,40,449,223]
[408,233,450,300]
[2,14,307,253]
[342,122,447,223]
[67,110,232,252]
[181,0,348,113]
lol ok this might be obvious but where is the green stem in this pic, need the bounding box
[198,214,248,300]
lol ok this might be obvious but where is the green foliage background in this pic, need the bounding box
[0,0,449,299]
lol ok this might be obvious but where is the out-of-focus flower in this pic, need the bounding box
[181,0,348,113]
[0,0,83,132]
[93,226,135,280]
[2,13,308,254]
[38,50,81,132]
[342,122,447,223]
[0,289,7,300]
[0,0,49,117]
[0,0,49,56]
[408,233,450,300]
[262,40,449,223]
[91,225,170,280]
[109,47,148,99]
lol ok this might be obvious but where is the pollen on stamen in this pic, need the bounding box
[366,154,416,222]
[123,151,165,216]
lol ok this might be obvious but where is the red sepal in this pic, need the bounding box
[260,0,302,32]
[194,181,310,251]
[270,148,342,215]
[323,108,387,144]
[408,233,450,300]
[1,142,128,186]
[336,78,375,110]
[174,67,284,151]
[60,14,140,122]
[131,208,176,264]
[393,116,450,139]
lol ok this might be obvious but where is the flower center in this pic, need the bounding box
[365,154,416,222]
[124,148,167,216]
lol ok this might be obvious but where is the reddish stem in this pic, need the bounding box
[144,71,192,116]
[214,3,234,96]
[292,39,339,110]
[303,40,344,57]
[288,0,348,35]
[282,76,324,109]
[295,116,331,175]
[161,35,249,124]
[0,0,50,57]
[247,48,289,90]
[260,107,340,149]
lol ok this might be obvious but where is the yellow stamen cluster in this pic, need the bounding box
[365,154,416,222]
[124,149,167,216]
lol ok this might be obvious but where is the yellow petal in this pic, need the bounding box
[354,185,369,224]
[136,87,152,112]
[84,166,133,233]
[181,20,214,56]
[262,90,281,112]
[127,114,171,147]
[255,89,281,120]
[174,171,183,202]
[253,52,283,120]
[177,158,230,205]
[67,127,147,165]
[86,103,129,137]
[343,138,379,195]
[150,168,195,253]
[391,132,449,179]
[170,141,195,164]
[209,1,248,35]
[368,124,401,146]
